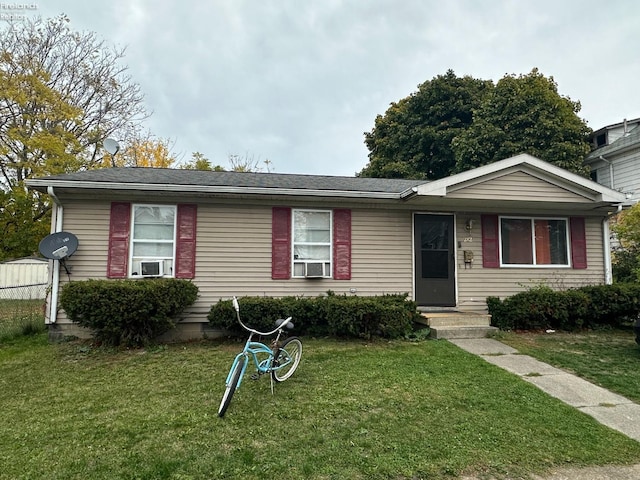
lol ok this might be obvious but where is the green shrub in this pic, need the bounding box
[59,279,199,346]
[578,284,640,327]
[487,283,640,331]
[207,293,419,340]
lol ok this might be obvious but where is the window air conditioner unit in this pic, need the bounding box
[140,260,164,277]
[304,262,325,278]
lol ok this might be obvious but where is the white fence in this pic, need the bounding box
[0,258,49,300]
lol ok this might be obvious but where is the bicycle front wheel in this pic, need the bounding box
[272,337,302,383]
[218,356,246,417]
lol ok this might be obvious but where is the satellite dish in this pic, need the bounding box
[39,232,79,260]
[103,138,120,155]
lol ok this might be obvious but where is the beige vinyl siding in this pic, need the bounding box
[54,199,414,325]
[447,171,593,203]
[57,201,111,278]
[351,209,413,293]
[52,201,110,325]
[456,214,606,311]
[194,205,413,315]
[53,197,610,326]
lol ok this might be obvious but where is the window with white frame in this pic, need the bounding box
[292,209,332,277]
[500,217,569,266]
[130,205,176,277]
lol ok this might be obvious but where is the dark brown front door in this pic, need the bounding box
[414,214,456,306]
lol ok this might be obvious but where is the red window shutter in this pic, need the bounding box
[333,209,351,280]
[272,207,291,279]
[107,202,131,278]
[481,214,500,268]
[570,217,587,269]
[175,204,197,279]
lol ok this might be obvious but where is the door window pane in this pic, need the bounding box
[421,220,449,250]
[420,219,449,278]
[422,251,448,279]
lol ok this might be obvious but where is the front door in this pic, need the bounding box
[414,214,456,306]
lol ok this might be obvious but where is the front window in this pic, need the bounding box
[130,205,176,277]
[500,217,569,267]
[292,209,332,277]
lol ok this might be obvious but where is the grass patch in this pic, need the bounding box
[498,329,640,403]
[1,335,640,479]
[0,299,46,341]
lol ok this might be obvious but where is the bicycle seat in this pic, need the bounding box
[275,318,294,329]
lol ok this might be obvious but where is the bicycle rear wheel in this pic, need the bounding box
[218,356,245,417]
[271,337,302,382]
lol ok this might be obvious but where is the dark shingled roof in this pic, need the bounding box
[31,167,427,194]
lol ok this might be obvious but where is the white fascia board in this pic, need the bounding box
[414,155,535,196]
[414,163,522,196]
[25,179,402,200]
[523,159,626,203]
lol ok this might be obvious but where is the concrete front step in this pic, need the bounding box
[418,312,492,328]
[415,311,496,339]
[430,325,499,340]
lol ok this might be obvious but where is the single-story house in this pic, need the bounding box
[26,153,626,340]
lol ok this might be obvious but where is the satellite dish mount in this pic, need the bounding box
[38,232,79,275]
[103,138,120,167]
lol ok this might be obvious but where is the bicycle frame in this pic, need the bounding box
[219,297,302,417]
[224,334,275,391]
[223,297,295,391]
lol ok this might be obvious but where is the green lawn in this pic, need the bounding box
[498,328,640,403]
[0,299,46,341]
[1,334,640,479]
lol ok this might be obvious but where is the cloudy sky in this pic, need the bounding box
[25,1,640,175]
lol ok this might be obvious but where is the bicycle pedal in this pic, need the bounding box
[250,373,259,380]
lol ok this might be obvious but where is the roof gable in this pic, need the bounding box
[446,170,593,203]
[412,153,625,204]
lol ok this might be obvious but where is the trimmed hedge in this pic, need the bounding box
[207,293,420,339]
[487,283,640,331]
[59,278,199,346]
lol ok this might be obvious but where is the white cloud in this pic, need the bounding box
[33,0,640,174]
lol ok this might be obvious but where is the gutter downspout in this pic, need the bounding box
[47,186,63,324]
[603,204,623,285]
[400,186,418,201]
[599,155,614,189]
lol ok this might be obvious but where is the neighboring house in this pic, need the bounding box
[26,153,625,340]
[0,257,49,300]
[584,117,640,202]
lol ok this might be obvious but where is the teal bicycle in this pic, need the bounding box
[218,297,303,417]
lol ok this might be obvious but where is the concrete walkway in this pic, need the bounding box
[450,338,640,479]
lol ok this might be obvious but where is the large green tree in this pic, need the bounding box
[0,15,147,260]
[359,69,591,180]
[452,69,591,175]
[359,70,492,179]
[611,205,640,282]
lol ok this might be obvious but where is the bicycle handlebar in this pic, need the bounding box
[233,296,293,336]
